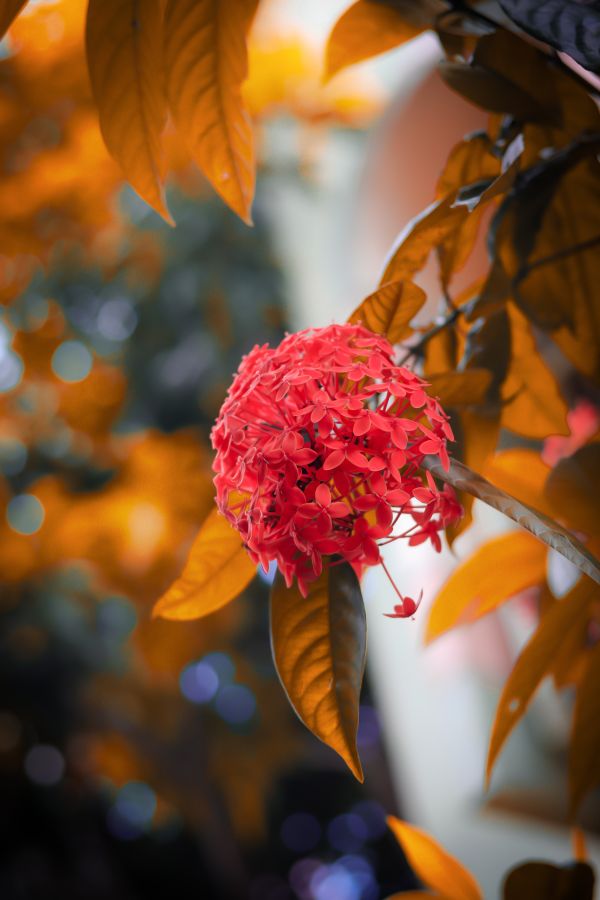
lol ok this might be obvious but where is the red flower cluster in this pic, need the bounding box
[211,323,462,596]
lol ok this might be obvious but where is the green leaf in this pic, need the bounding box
[270,562,366,781]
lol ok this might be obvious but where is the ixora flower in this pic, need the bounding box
[211,323,462,602]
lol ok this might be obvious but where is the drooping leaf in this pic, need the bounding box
[503,860,595,900]
[86,0,172,223]
[324,0,428,81]
[348,280,426,343]
[486,577,594,783]
[164,0,258,224]
[270,562,366,781]
[425,531,547,644]
[427,369,492,409]
[152,506,256,620]
[380,195,468,285]
[569,641,600,815]
[426,457,600,586]
[387,816,482,900]
[0,0,27,40]
[545,444,600,536]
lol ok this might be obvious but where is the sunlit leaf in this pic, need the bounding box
[380,195,468,285]
[0,0,27,39]
[484,450,552,515]
[545,444,600,537]
[426,457,600,586]
[426,532,546,644]
[164,0,258,223]
[270,562,366,781]
[387,816,482,900]
[427,369,492,408]
[348,280,426,343]
[324,0,426,81]
[503,860,595,900]
[152,506,256,620]
[486,577,594,783]
[570,641,600,815]
[86,0,172,223]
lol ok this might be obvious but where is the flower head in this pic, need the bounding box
[211,323,462,595]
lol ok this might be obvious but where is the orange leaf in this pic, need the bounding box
[570,640,600,815]
[380,195,468,285]
[486,577,594,784]
[427,369,492,409]
[484,449,552,515]
[164,0,258,223]
[348,280,426,343]
[152,506,256,620]
[324,0,422,81]
[86,0,172,223]
[0,0,27,39]
[545,444,600,537]
[270,563,366,781]
[425,532,547,643]
[387,816,482,900]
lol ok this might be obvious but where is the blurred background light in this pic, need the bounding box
[0,437,27,475]
[179,660,220,704]
[51,340,92,382]
[24,744,65,786]
[326,813,368,853]
[215,684,257,726]
[96,296,138,342]
[351,801,387,841]
[357,705,381,751]
[203,652,235,685]
[280,812,321,853]
[7,493,45,535]
[257,559,278,585]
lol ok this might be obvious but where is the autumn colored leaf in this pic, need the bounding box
[484,449,552,515]
[164,0,258,224]
[426,531,547,644]
[380,194,469,285]
[569,641,600,815]
[347,279,426,343]
[152,506,256,620]
[270,562,366,781]
[545,444,600,537]
[447,411,501,543]
[486,577,594,783]
[503,860,595,900]
[86,0,172,223]
[426,457,600,586]
[387,816,482,900]
[428,370,492,409]
[0,0,27,40]
[324,0,427,81]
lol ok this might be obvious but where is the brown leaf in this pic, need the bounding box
[570,640,600,815]
[86,0,172,223]
[164,0,258,223]
[427,369,492,408]
[545,444,600,538]
[348,280,426,343]
[486,577,594,783]
[270,563,366,781]
[387,816,482,900]
[152,506,256,620]
[503,860,595,900]
[447,410,501,543]
[426,457,600,586]
[425,531,547,643]
[0,0,27,39]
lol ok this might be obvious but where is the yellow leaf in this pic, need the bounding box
[270,563,366,781]
[486,577,594,784]
[0,0,27,39]
[152,506,256,620]
[426,532,547,644]
[380,195,468,285]
[324,0,423,81]
[484,449,552,515]
[387,816,482,900]
[164,0,258,224]
[501,303,569,439]
[427,369,492,409]
[348,280,426,343]
[570,640,600,815]
[86,0,172,223]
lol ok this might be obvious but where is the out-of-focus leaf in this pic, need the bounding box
[462,309,511,401]
[324,0,429,81]
[270,563,366,781]
[499,0,600,74]
[570,641,600,814]
[545,444,600,537]
[439,63,556,123]
[572,828,588,863]
[426,457,600,586]
[427,369,492,408]
[164,0,258,224]
[503,860,595,900]
[152,506,255,620]
[0,0,26,38]
[448,411,501,542]
[86,0,172,223]
[426,532,546,643]
[380,195,468,285]
[348,280,426,343]
[501,303,569,439]
[387,816,483,900]
[486,577,594,783]
[484,449,552,515]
